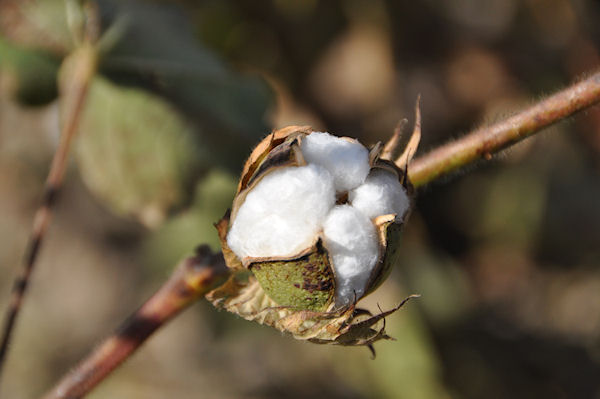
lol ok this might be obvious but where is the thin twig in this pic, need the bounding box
[41,246,229,399]
[0,45,97,379]
[408,71,600,187]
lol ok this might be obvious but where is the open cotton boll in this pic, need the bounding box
[322,205,380,306]
[227,164,335,259]
[349,168,409,220]
[301,132,370,192]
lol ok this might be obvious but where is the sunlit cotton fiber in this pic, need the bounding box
[227,164,336,259]
[349,168,409,220]
[322,205,380,306]
[301,132,370,192]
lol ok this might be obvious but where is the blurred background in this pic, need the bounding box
[1,0,600,398]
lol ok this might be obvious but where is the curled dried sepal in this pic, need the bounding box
[206,269,418,347]
[214,210,243,270]
[309,295,420,348]
[395,95,422,169]
[236,126,311,194]
[230,127,309,224]
[361,159,414,297]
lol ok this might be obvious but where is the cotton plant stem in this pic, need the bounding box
[41,246,229,399]
[408,71,600,188]
[0,45,98,379]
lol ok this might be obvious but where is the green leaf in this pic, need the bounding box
[76,76,204,228]
[96,0,273,170]
[142,170,238,272]
[0,35,59,105]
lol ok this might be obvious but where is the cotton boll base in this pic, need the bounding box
[227,164,335,259]
[301,132,370,192]
[349,168,410,220]
[323,205,380,306]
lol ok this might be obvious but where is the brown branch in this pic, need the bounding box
[408,71,600,188]
[41,246,229,399]
[0,44,98,379]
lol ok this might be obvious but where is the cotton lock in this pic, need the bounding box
[227,164,335,258]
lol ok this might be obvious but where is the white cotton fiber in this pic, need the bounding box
[227,164,335,259]
[349,168,409,220]
[322,205,380,306]
[301,132,370,192]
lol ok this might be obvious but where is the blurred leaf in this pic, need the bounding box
[2,0,273,170]
[336,292,449,399]
[0,35,59,105]
[366,309,448,399]
[96,0,273,171]
[76,76,204,228]
[404,251,471,325]
[0,0,74,55]
[479,168,546,247]
[143,170,237,272]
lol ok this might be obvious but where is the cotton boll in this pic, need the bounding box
[322,205,380,306]
[301,132,370,192]
[349,169,409,220]
[227,164,335,259]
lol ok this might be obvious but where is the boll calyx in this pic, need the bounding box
[207,123,419,348]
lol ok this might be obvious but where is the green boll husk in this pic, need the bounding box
[250,239,334,312]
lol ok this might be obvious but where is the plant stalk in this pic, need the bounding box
[0,44,98,380]
[408,71,600,187]
[41,246,229,399]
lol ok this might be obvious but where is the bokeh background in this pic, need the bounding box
[1,1,600,398]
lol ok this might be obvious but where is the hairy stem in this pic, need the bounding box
[41,246,229,399]
[408,71,600,187]
[0,44,97,379]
